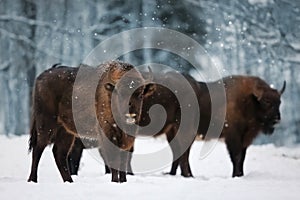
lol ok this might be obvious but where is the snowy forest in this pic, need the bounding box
[0,0,299,146]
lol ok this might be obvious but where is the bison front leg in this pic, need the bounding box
[126,147,134,175]
[110,150,130,183]
[237,148,247,176]
[230,148,247,177]
[119,151,129,183]
[110,150,129,183]
[110,168,119,182]
[52,128,75,182]
[101,144,128,183]
[226,137,247,177]
[98,147,129,175]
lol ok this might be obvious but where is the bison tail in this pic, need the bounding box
[28,87,37,153]
[28,118,37,153]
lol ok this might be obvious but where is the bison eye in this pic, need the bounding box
[266,101,271,105]
[261,100,271,107]
[105,83,115,92]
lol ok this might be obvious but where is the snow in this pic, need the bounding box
[1,135,300,200]
[1,0,300,145]
[248,0,274,6]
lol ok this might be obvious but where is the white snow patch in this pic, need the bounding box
[1,135,300,199]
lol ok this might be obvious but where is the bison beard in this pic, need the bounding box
[27,61,153,183]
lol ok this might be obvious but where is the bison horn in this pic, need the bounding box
[147,66,153,82]
[279,80,286,95]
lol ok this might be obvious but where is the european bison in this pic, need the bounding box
[170,75,286,177]
[27,61,154,183]
[68,71,199,177]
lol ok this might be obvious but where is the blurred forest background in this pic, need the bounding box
[0,0,299,146]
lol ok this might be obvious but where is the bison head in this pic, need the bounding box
[253,80,286,134]
[103,64,155,131]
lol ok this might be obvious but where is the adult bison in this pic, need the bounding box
[170,75,286,177]
[27,61,154,183]
[68,71,198,177]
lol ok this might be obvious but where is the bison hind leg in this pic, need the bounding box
[68,138,84,175]
[52,128,75,182]
[28,127,50,183]
[168,159,179,176]
[28,143,47,182]
[179,147,193,178]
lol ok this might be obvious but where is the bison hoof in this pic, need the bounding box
[64,180,74,183]
[127,172,134,176]
[111,178,127,183]
[27,178,37,183]
[119,176,127,183]
[63,178,74,183]
[232,172,244,177]
[181,173,194,178]
[112,177,122,183]
[27,175,38,183]
[163,172,176,176]
[112,179,119,183]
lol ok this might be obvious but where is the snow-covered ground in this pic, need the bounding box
[1,135,300,200]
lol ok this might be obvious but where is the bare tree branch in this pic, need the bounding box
[0,28,70,61]
[0,15,73,35]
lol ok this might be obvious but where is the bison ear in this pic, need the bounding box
[105,83,115,92]
[143,83,156,98]
[253,83,264,101]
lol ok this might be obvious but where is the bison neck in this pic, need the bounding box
[95,85,135,151]
[223,77,265,147]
